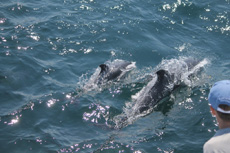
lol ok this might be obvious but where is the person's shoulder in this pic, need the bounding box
[203,133,230,153]
[203,137,216,150]
[203,137,220,153]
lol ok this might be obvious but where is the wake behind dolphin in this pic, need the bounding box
[113,57,208,129]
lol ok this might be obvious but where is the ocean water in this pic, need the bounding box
[0,0,230,152]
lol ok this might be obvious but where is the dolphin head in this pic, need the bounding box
[183,58,200,70]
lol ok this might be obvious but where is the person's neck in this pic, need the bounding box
[219,124,230,129]
[213,110,230,129]
[217,118,230,129]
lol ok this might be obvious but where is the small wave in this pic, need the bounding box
[161,0,203,16]
[58,138,138,153]
[83,103,111,125]
[205,11,230,35]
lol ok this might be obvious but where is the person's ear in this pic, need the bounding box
[210,106,216,116]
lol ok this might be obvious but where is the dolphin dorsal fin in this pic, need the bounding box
[156,69,168,82]
[99,64,109,74]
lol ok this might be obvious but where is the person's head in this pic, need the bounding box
[209,80,230,128]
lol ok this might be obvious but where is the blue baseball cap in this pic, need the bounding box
[208,80,230,114]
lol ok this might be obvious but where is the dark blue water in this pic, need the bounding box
[0,0,230,152]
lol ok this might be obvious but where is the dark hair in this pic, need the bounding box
[217,105,230,122]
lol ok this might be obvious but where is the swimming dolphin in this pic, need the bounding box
[114,57,208,129]
[135,58,204,114]
[95,60,136,85]
[81,59,136,94]
[135,69,175,113]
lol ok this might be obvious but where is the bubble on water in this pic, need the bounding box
[8,118,19,125]
[0,18,6,24]
[46,99,59,108]
[83,103,110,124]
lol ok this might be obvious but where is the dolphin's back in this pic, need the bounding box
[96,60,134,84]
[137,57,204,114]
[106,61,131,80]
[136,69,173,113]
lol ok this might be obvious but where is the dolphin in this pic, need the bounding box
[95,60,136,85]
[114,57,208,129]
[135,69,175,113]
[81,59,136,94]
[135,58,203,114]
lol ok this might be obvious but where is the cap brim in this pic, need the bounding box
[217,107,230,114]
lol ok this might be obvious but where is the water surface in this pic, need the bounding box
[0,0,230,152]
